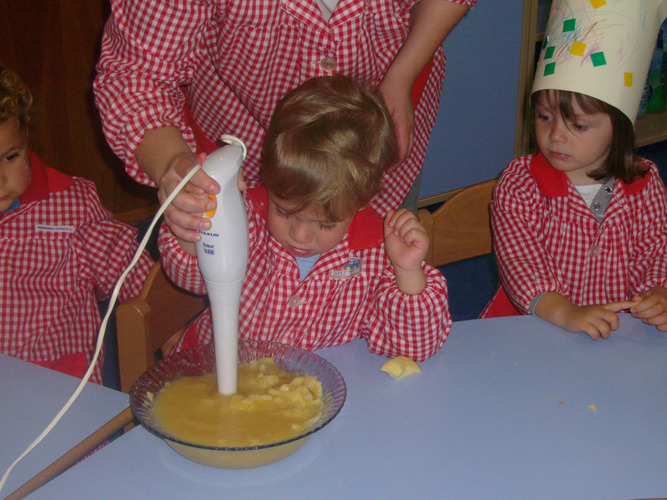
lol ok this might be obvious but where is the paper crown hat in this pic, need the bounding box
[532,0,667,124]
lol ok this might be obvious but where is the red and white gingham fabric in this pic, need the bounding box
[158,187,451,361]
[94,0,476,214]
[491,153,667,314]
[0,153,154,384]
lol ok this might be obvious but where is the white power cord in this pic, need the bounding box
[0,162,205,494]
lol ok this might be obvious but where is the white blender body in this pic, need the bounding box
[195,139,249,394]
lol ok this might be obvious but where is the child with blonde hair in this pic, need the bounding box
[159,74,451,360]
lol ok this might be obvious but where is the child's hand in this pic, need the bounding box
[563,302,633,340]
[629,287,667,331]
[535,292,634,340]
[158,152,220,243]
[384,209,428,295]
[384,209,428,270]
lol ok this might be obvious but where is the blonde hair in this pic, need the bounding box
[261,75,398,220]
[0,65,34,128]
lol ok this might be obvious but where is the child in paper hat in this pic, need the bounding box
[486,0,667,339]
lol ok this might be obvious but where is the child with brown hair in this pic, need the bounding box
[159,74,451,361]
[0,66,154,383]
[488,1,667,339]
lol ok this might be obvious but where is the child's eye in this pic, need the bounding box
[275,208,289,218]
[536,112,551,122]
[571,122,588,131]
[318,222,337,231]
[1,152,20,163]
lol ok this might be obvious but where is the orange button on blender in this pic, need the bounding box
[205,194,217,218]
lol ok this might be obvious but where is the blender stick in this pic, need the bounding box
[195,138,249,395]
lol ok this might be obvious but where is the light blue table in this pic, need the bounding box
[0,354,129,496]
[31,315,667,499]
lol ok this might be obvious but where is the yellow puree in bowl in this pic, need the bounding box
[152,358,323,448]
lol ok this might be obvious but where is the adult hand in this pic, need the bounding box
[158,152,220,242]
[377,75,414,170]
[376,0,471,172]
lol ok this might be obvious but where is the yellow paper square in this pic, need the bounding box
[570,41,586,57]
[590,0,606,9]
[624,72,633,87]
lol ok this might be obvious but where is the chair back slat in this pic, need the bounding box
[417,180,496,267]
[116,260,207,393]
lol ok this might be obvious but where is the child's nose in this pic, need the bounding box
[550,120,568,143]
[289,222,311,243]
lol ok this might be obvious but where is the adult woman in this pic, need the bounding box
[94,0,476,242]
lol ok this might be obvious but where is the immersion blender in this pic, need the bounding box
[195,137,249,395]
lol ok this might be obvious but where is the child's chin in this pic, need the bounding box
[0,200,16,212]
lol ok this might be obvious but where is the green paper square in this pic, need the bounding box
[590,51,606,67]
[545,46,555,59]
[563,19,576,32]
[544,62,556,76]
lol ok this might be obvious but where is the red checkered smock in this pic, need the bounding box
[94,0,476,214]
[159,186,451,361]
[491,152,667,314]
[0,153,154,384]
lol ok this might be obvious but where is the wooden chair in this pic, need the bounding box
[417,179,497,267]
[115,260,207,393]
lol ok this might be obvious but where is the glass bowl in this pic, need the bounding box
[129,339,347,468]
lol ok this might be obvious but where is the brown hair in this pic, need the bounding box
[0,65,35,128]
[260,74,398,220]
[531,89,646,184]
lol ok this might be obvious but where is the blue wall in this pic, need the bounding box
[420,1,525,198]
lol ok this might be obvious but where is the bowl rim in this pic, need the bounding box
[129,340,347,452]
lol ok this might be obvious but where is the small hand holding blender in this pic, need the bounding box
[195,136,249,395]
